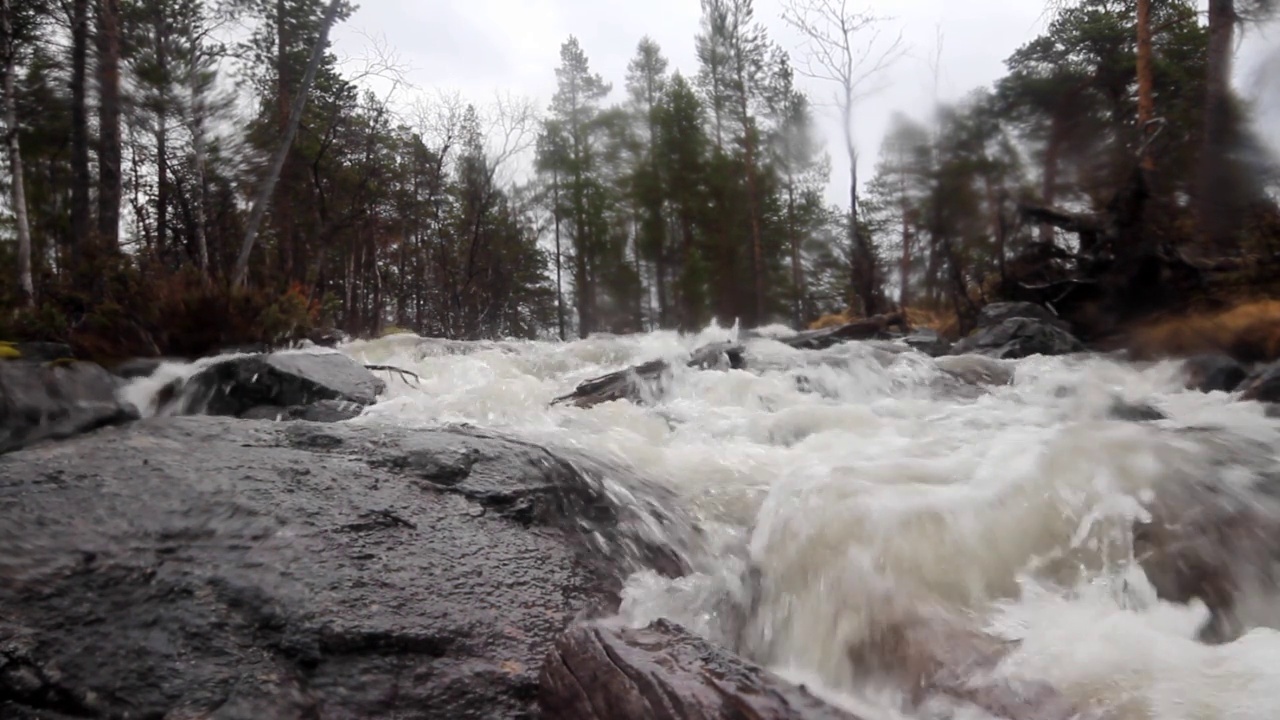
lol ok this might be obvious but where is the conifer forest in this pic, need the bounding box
[1,0,1278,357]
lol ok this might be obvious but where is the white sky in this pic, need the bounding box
[327,0,1280,207]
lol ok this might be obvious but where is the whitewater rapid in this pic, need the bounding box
[159,326,1280,718]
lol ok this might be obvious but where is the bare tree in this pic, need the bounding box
[230,0,344,288]
[1,0,32,306]
[781,0,905,316]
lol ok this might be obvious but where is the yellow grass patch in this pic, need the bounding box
[1127,299,1280,363]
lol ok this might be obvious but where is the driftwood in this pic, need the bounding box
[365,363,422,386]
[541,619,864,720]
[778,312,910,351]
[552,342,746,409]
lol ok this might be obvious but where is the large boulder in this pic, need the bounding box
[950,317,1086,360]
[1239,361,1280,403]
[0,417,695,719]
[974,301,1070,331]
[541,619,864,720]
[171,350,386,418]
[901,328,952,357]
[0,360,138,455]
[1181,353,1248,394]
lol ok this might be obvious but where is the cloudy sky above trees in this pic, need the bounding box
[329,0,1280,206]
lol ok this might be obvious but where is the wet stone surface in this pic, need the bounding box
[0,416,688,719]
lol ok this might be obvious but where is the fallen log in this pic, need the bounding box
[540,619,864,720]
[778,312,909,351]
[552,342,746,409]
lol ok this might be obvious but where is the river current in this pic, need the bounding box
[137,324,1280,718]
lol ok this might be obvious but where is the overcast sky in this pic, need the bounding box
[327,0,1280,207]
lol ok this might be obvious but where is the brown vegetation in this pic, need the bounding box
[1123,299,1280,363]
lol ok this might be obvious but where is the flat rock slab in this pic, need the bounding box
[0,360,139,455]
[0,417,687,719]
[177,351,386,417]
[541,619,864,720]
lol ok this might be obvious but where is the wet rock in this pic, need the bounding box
[0,341,76,362]
[774,312,909,351]
[541,619,863,720]
[239,399,366,423]
[1107,398,1167,422]
[1239,361,1280,403]
[0,417,692,719]
[0,360,139,455]
[172,351,385,418]
[1181,354,1247,394]
[902,328,952,357]
[1133,456,1280,644]
[553,343,745,409]
[934,355,1014,387]
[975,301,1070,331]
[307,327,350,347]
[950,317,1086,360]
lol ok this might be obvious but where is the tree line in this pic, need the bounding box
[0,0,1277,356]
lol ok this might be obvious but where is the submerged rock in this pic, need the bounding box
[974,301,1070,331]
[950,317,1085,360]
[171,350,386,418]
[1239,361,1280,403]
[934,355,1014,387]
[542,619,862,720]
[0,417,693,719]
[902,328,952,357]
[1181,353,1247,394]
[0,360,139,455]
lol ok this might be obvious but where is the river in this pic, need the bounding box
[182,326,1280,718]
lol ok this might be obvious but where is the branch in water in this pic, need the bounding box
[365,364,422,386]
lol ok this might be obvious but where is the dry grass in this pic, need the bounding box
[1126,299,1280,363]
[809,305,960,339]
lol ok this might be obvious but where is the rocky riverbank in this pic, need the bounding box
[5,305,1280,719]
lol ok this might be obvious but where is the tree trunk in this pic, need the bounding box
[189,48,210,275]
[1196,0,1238,256]
[69,0,91,259]
[844,99,876,317]
[1040,112,1065,244]
[788,185,802,329]
[231,0,343,288]
[153,7,168,262]
[744,124,765,327]
[1135,0,1155,171]
[96,0,123,251]
[553,168,565,340]
[2,0,33,306]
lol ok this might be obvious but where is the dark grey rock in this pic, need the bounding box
[0,417,695,720]
[1240,361,1280,404]
[902,328,952,357]
[173,351,386,418]
[975,301,1069,331]
[950,317,1086,359]
[0,360,139,455]
[308,327,351,347]
[1108,398,1167,422]
[240,399,366,423]
[1181,354,1248,394]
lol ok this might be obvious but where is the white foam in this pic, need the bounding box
[124,327,1280,717]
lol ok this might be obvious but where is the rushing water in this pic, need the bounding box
[138,326,1280,719]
